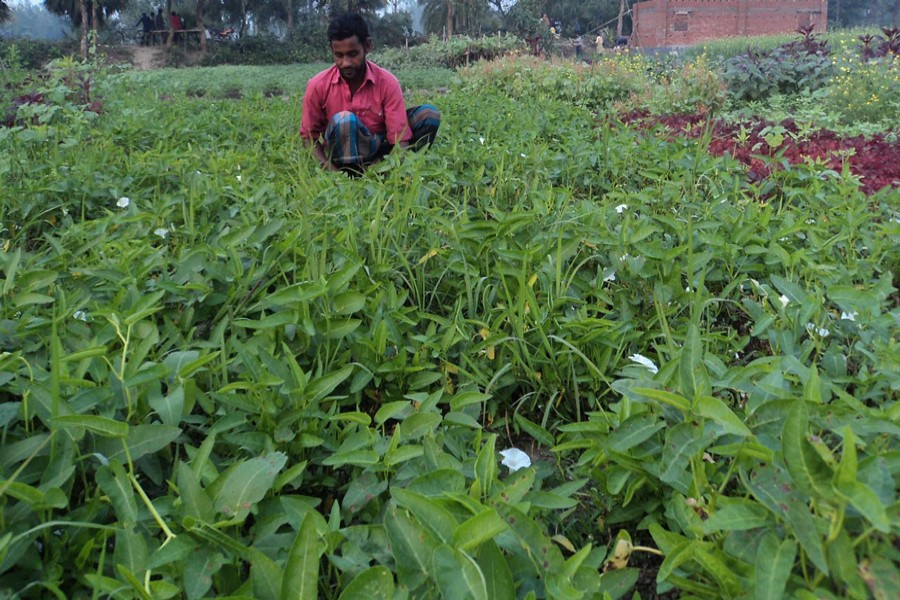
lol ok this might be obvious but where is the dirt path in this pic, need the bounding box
[130,47,164,70]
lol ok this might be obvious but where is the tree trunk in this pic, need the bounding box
[617,0,625,38]
[240,0,247,37]
[197,1,206,53]
[79,0,88,58]
[166,0,174,48]
[91,0,98,39]
[894,0,899,28]
[446,0,454,39]
[285,0,294,34]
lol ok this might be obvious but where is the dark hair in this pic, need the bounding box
[327,13,370,45]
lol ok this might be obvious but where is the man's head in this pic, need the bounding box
[328,13,372,87]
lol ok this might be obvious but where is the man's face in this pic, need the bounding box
[331,35,372,86]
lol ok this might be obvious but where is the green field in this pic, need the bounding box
[1,49,899,599]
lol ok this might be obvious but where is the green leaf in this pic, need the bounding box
[176,461,214,523]
[608,413,664,452]
[53,415,128,438]
[392,488,457,543]
[694,395,752,437]
[306,364,354,404]
[433,544,488,600]
[679,324,710,399]
[497,504,564,576]
[95,423,181,464]
[183,546,226,600]
[514,413,554,447]
[754,534,796,600]
[452,509,509,552]
[633,387,690,412]
[149,384,185,427]
[384,505,439,591]
[834,480,890,532]
[96,461,138,527]
[742,462,829,575]
[214,452,288,521]
[332,291,366,315]
[474,434,498,497]
[598,568,640,600]
[114,526,148,582]
[782,401,833,499]
[449,391,491,412]
[337,566,395,600]
[702,498,771,533]
[475,541,515,600]
[659,421,708,493]
[281,512,321,600]
[657,540,695,582]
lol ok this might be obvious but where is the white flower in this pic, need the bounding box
[619,253,629,262]
[805,323,830,337]
[499,448,532,472]
[479,136,485,145]
[603,271,616,283]
[615,204,628,214]
[153,228,169,239]
[520,153,527,158]
[778,294,790,308]
[840,311,858,321]
[628,353,659,374]
[116,197,130,208]
[73,310,89,322]
[236,175,242,182]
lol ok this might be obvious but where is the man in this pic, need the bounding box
[135,12,153,46]
[300,13,440,172]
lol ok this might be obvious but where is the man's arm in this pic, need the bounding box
[303,137,338,171]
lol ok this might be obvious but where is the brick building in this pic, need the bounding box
[631,0,828,48]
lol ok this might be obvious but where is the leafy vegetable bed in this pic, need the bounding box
[620,112,900,195]
[0,57,898,599]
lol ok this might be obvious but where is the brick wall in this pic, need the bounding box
[632,0,828,48]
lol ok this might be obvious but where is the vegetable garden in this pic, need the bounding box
[1,29,899,600]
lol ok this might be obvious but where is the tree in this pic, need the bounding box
[420,0,490,37]
[1,2,10,24]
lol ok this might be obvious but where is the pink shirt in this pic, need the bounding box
[300,61,411,145]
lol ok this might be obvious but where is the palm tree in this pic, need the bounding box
[1,1,11,24]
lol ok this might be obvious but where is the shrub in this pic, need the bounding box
[457,54,651,114]
[0,37,76,69]
[372,34,523,70]
[825,54,900,125]
[721,29,833,102]
[623,54,727,116]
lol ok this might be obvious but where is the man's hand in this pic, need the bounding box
[303,137,338,171]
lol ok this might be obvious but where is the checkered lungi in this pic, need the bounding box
[324,104,441,167]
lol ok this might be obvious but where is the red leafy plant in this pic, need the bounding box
[619,111,900,195]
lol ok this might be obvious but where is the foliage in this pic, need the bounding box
[372,32,521,69]
[618,54,727,117]
[1,52,898,599]
[0,36,76,69]
[457,53,651,112]
[825,53,900,126]
[721,27,833,103]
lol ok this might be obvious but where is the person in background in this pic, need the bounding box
[595,34,605,54]
[154,8,166,45]
[135,12,153,46]
[300,13,440,172]
[171,11,183,41]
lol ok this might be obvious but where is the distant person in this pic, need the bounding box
[595,34,605,54]
[171,11,183,42]
[135,12,153,46]
[154,8,166,45]
[615,35,629,49]
[300,13,440,172]
[574,34,583,58]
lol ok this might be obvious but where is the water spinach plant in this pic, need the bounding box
[0,51,898,599]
